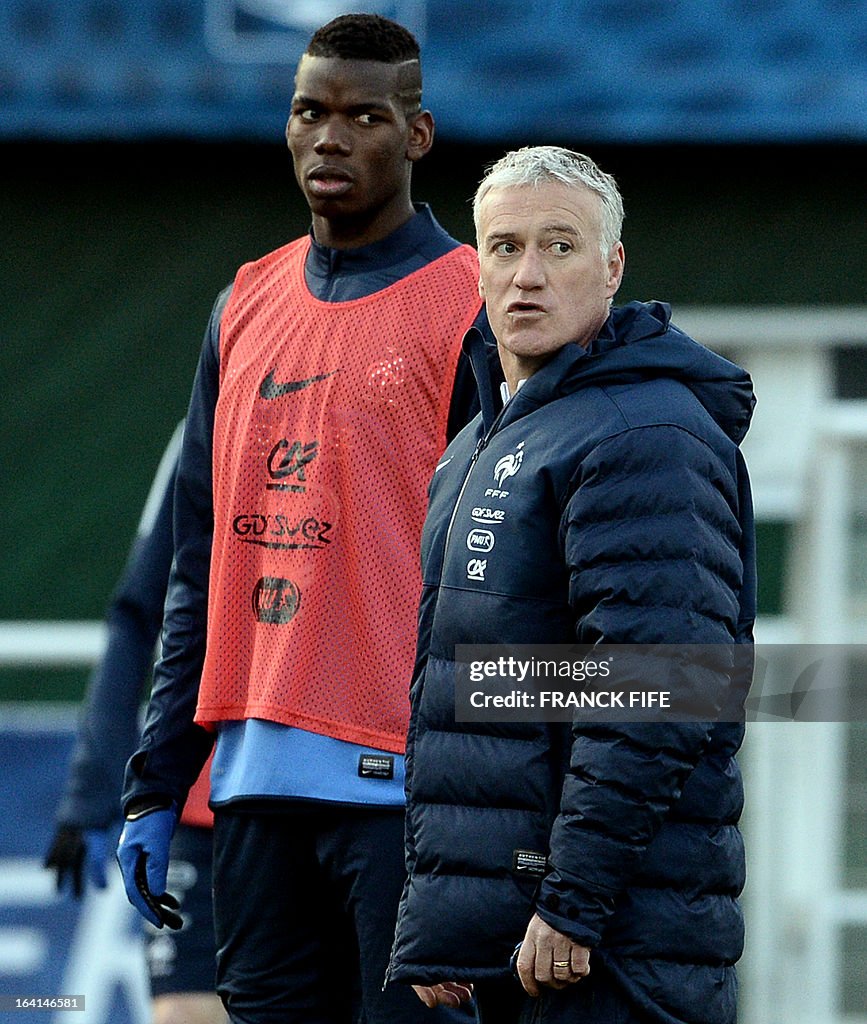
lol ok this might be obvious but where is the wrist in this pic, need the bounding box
[124,797,174,821]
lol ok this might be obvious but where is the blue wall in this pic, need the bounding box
[0,708,148,1024]
[2,0,865,142]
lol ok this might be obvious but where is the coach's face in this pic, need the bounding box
[287,55,433,248]
[477,181,624,391]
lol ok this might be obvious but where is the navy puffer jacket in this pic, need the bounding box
[389,302,756,1024]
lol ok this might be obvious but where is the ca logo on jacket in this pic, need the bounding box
[466,558,487,581]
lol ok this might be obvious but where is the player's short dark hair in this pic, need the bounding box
[306,13,420,64]
[305,14,422,115]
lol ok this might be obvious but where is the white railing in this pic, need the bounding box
[0,621,107,667]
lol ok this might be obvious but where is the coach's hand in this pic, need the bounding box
[412,982,474,1009]
[516,913,590,996]
[116,802,182,929]
[45,825,110,898]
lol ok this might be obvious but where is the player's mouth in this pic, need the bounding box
[507,301,546,316]
[307,166,354,198]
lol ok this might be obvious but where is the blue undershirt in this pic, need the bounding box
[210,205,460,810]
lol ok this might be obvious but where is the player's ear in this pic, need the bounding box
[407,110,434,163]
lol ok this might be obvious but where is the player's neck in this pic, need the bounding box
[312,196,416,251]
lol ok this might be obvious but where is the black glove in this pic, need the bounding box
[45,825,109,899]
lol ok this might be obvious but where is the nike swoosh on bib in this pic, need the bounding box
[259,369,338,399]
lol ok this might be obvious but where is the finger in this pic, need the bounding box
[552,956,573,982]
[50,861,67,895]
[537,949,574,991]
[157,894,183,931]
[412,986,437,1009]
[516,942,540,997]
[432,983,473,1007]
[72,860,84,900]
[90,862,108,890]
[132,852,167,928]
[571,947,590,978]
[144,848,168,899]
[440,981,474,1003]
[132,851,182,928]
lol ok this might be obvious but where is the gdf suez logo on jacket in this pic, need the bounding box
[485,441,525,499]
[471,506,505,526]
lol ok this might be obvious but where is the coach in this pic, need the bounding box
[388,146,757,1024]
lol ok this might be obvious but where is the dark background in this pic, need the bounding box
[2,138,866,697]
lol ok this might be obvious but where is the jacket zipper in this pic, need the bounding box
[385,413,509,989]
[441,397,513,561]
[441,435,487,558]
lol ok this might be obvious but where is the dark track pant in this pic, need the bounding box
[475,966,654,1024]
[213,804,474,1024]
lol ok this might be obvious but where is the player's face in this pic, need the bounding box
[477,181,624,390]
[287,55,432,248]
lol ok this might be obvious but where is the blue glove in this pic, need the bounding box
[116,804,182,929]
[45,826,109,898]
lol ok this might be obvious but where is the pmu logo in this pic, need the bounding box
[466,558,487,581]
[267,439,319,493]
[486,441,525,499]
[466,529,495,553]
[252,577,301,624]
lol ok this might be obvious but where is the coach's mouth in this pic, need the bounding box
[507,301,546,317]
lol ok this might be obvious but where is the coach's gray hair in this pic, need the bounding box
[473,146,624,259]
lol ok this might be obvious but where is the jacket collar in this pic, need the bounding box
[463,301,755,445]
[462,310,503,432]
